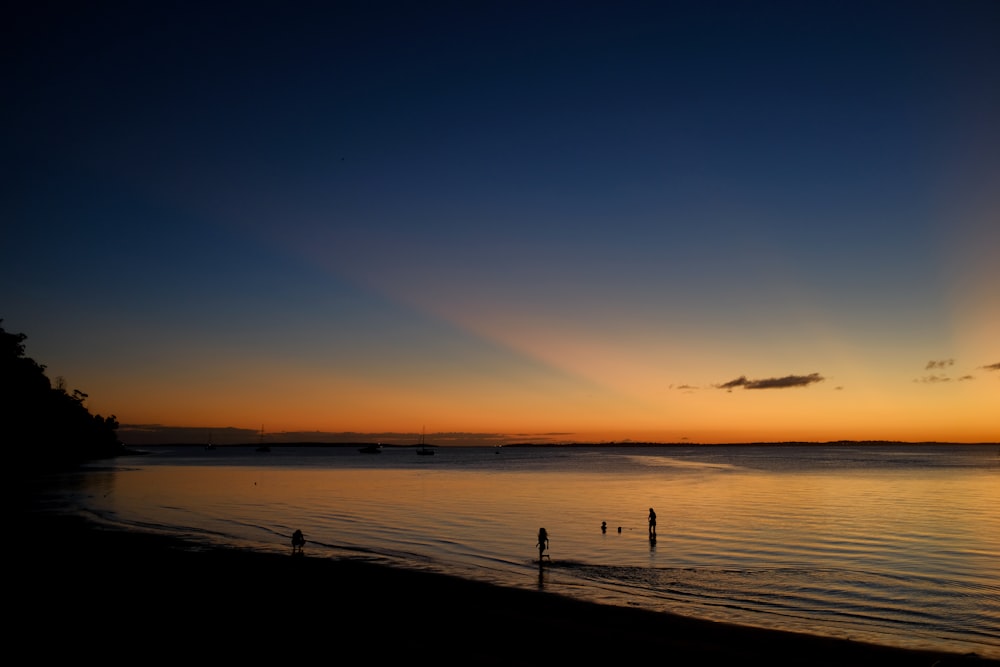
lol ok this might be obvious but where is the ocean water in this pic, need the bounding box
[37,443,1000,658]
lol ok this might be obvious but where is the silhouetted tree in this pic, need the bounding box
[2,320,126,471]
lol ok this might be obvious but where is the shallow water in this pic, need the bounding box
[38,444,1000,658]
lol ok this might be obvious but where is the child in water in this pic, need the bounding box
[291,529,306,553]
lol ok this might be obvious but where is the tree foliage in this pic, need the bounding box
[2,320,126,471]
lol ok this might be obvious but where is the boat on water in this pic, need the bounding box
[205,432,215,450]
[255,425,270,452]
[416,428,434,455]
[359,443,382,454]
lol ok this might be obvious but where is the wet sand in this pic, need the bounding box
[15,511,993,666]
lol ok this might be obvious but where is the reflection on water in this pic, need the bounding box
[50,444,1000,658]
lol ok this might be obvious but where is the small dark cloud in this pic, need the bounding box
[717,373,824,391]
[916,375,951,384]
[914,360,996,384]
[718,376,749,390]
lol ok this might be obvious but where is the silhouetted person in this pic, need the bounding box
[291,529,305,554]
[601,521,607,534]
[537,527,550,563]
[648,508,656,536]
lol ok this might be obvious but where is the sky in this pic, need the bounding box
[3,1,998,446]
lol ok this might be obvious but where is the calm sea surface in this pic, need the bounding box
[36,444,1000,658]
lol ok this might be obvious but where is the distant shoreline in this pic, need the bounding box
[123,440,1000,449]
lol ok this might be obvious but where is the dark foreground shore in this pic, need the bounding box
[16,511,994,666]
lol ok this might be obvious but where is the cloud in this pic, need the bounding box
[718,376,750,390]
[717,373,824,391]
[915,360,995,383]
[913,374,979,384]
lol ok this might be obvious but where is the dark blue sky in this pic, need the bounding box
[3,1,998,443]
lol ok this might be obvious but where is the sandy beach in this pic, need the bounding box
[15,508,993,666]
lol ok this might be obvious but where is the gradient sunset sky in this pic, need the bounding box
[3,1,998,445]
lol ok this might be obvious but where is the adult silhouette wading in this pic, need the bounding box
[648,508,657,536]
[536,527,550,565]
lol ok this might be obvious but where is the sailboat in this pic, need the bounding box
[255,425,270,452]
[416,428,434,455]
[205,432,215,450]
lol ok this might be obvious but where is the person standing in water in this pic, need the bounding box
[648,508,657,536]
[291,529,306,554]
[537,527,550,563]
